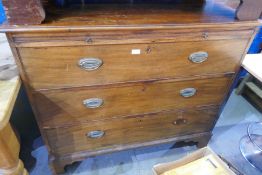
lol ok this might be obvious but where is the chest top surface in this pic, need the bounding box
[0,0,260,32]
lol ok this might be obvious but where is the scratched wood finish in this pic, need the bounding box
[34,76,232,128]
[45,105,219,156]
[18,39,247,90]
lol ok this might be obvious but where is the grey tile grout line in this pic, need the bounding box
[132,149,141,175]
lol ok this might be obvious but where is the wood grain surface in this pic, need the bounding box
[10,29,254,48]
[2,0,260,173]
[34,76,232,128]
[18,39,247,90]
[0,1,260,32]
[45,105,219,156]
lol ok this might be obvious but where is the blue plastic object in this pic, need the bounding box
[235,27,262,85]
[0,0,6,24]
[219,27,262,114]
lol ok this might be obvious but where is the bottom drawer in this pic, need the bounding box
[45,106,219,156]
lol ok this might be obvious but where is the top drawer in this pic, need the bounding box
[18,39,248,90]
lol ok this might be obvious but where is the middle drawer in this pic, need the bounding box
[34,76,232,128]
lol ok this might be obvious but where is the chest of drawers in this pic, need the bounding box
[1,0,260,174]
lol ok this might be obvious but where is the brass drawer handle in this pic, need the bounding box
[173,118,187,125]
[78,58,103,71]
[83,98,103,108]
[189,51,208,63]
[87,130,105,139]
[180,88,197,98]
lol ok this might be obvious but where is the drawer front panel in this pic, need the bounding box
[35,76,232,128]
[12,29,253,47]
[18,39,247,89]
[45,106,219,156]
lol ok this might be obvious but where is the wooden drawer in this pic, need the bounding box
[18,39,247,90]
[11,29,253,47]
[44,106,218,155]
[45,105,219,156]
[35,76,232,128]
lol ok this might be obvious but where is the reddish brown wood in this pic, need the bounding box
[34,76,232,128]
[10,29,254,48]
[49,132,211,174]
[17,39,248,90]
[1,1,260,174]
[45,106,219,156]
[0,0,261,27]
[2,0,45,25]
[0,1,260,33]
[236,0,262,20]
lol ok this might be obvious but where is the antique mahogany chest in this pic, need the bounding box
[1,0,261,174]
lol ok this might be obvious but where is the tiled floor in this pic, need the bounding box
[210,91,262,175]
[29,90,262,175]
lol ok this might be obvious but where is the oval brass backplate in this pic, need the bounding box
[189,51,208,63]
[78,58,103,71]
[180,88,197,98]
[87,130,105,139]
[83,98,103,108]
